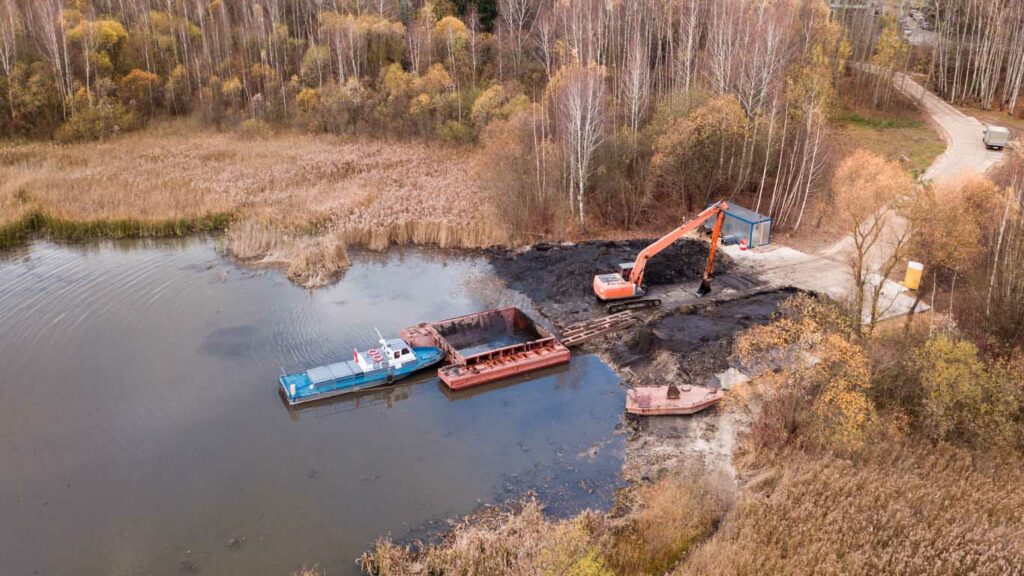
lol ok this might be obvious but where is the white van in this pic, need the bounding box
[983,125,1010,150]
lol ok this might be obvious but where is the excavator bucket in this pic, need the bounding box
[696,206,726,298]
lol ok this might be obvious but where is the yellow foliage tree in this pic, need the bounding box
[470,84,528,131]
[832,149,915,332]
[799,334,875,453]
[869,16,910,109]
[651,94,748,211]
[735,294,873,453]
[914,335,1020,448]
[117,68,160,113]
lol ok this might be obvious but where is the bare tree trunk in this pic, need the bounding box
[552,64,607,228]
[0,0,17,121]
[756,99,778,213]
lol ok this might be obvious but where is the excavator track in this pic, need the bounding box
[607,298,661,314]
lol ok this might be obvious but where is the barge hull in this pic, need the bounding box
[625,385,723,416]
[281,379,386,406]
[401,307,570,390]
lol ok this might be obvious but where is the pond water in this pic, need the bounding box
[0,239,625,576]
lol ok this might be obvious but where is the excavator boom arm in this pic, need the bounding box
[629,201,729,288]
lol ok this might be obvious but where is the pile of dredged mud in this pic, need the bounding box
[488,239,731,320]
[609,289,800,384]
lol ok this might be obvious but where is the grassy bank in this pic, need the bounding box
[833,91,945,178]
[0,210,231,249]
[0,121,503,285]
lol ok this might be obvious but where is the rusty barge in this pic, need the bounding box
[401,307,570,390]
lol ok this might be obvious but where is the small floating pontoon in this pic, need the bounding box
[626,384,723,416]
[279,335,443,406]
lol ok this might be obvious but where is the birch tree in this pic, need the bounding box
[674,0,702,93]
[931,0,1024,112]
[0,0,16,120]
[558,0,606,67]
[498,0,534,75]
[619,4,651,133]
[550,64,607,227]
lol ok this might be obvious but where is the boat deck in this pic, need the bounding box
[306,360,360,385]
[626,385,723,416]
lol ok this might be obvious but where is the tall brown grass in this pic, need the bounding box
[0,121,504,284]
[226,219,351,288]
[358,468,728,576]
[680,443,1024,575]
[605,469,732,576]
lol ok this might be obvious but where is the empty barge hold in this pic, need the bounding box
[401,307,570,390]
[626,384,723,416]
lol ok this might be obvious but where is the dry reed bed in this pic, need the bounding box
[0,124,501,284]
[358,468,729,576]
[681,444,1024,575]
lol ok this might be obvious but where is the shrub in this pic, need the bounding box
[477,107,568,237]
[300,45,332,87]
[164,64,192,114]
[470,84,529,132]
[118,69,162,115]
[590,131,654,229]
[298,80,375,135]
[733,293,851,375]
[799,335,875,453]
[735,294,873,453]
[54,100,138,143]
[914,335,1021,448]
[361,500,609,576]
[437,119,472,143]
[604,469,729,576]
[358,468,728,576]
[651,94,748,211]
[237,118,272,139]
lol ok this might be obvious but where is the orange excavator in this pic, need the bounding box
[593,201,729,313]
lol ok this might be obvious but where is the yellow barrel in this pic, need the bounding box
[904,261,924,291]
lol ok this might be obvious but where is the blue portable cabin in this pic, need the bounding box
[704,203,772,248]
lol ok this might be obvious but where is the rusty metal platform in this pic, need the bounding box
[626,385,723,416]
[401,307,570,390]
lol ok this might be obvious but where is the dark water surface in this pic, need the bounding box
[0,239,625,576]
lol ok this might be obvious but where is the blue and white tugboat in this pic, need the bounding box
[279,332,444,406]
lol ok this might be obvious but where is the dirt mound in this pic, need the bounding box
[610,289,799,383]
[488,238,731,308]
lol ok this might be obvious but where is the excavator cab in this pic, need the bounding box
[593,270,642,301]
[594,262,648,302]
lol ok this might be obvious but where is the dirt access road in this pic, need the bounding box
[890,72,1005,181]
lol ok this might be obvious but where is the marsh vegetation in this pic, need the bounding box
[0,124,498,284]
